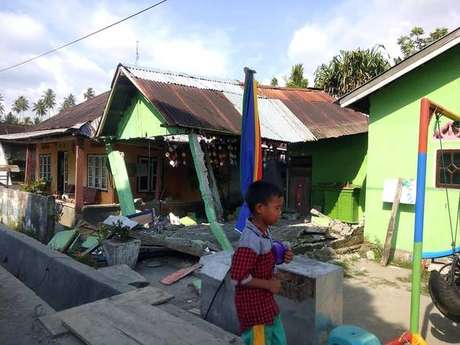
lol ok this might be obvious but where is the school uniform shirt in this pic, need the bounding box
[230,219,279,332]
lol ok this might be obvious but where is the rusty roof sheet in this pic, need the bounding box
[134,78,241,134]
[120,64,367,141]
[33,92,110,132]
[0,124,29,135]
[258,88,368,139]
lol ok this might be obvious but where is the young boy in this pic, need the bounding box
[231,181,294,345]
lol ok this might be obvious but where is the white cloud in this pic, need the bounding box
[0,1,232,118]
[287,0,460,83]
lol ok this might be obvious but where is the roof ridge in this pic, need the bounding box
[122,63,241,85]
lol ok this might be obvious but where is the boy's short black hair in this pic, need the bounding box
[245,181,283,213]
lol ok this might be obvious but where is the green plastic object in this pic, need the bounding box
[180,216,198,226]
[315,185,360,223]
[48,230,79,252]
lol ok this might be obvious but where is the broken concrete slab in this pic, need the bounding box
[98,264,149,288]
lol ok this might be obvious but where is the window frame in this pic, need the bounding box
[39,154,51,181]
[87,155,108,191]
[136,156,158,194]
[436,149,460,189]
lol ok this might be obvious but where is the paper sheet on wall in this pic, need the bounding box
[382,178,416,204]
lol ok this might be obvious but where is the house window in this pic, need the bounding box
[137,157,158,193]
[87,155,108,190]
[39,154,51,181]
[436,150,460,189]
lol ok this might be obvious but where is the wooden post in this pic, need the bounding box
[188,134,232,251]
[74,139,85,211]
[24,144,33,183]
[381,178,403,266]
[106,143,136,216]
[204,151,224,222]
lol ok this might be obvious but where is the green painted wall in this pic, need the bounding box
[366,45,460,254]
[117,93,176,139]
[290,133,368,219]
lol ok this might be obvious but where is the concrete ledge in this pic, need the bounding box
[0,225,135,311]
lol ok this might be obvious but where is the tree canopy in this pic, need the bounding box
[314,47,390,97]
[83,87,95,100]
[286,64,308,88]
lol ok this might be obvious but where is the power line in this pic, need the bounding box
[0,0,168,73]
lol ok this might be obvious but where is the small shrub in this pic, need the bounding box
[20,179,48,194]
[99,220,132,242]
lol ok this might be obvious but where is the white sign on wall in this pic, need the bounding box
[382,178,416,205]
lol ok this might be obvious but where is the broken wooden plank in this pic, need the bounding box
[157,304,243,344]
[160,263,202,285]
[39,313,70,338]
[107,286,174,306]
[381,178,403,266]
[132,232,208,257]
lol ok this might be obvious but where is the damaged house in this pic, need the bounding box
[0,63,368,228]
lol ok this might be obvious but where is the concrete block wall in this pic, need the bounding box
[0,226,134,311]
[0,186,55,243]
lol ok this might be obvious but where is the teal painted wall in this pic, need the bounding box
[290,133,368,219]
[117,93,176,139]
[366,45,460,254]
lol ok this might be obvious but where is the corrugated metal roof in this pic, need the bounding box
[118,64,368,141]
[223,92,316,142]
[124,65,243,95]
[0,128,70,141]
[0,124,29,135]
[259,88,368,139]
[33,92,110,132]
[134,78,242,134]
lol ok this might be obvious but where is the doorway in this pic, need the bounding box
[287,156,312,216]
[57,151,68,195]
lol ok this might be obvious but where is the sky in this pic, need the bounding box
[0,0,459,119]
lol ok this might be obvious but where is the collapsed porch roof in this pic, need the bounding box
[97,64,368,143]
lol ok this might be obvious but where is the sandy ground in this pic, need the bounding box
[136,255,460,345]
[342,259,460,344]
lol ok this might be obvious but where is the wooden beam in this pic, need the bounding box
[188,134,232,251]
[106,143,136,216]
[24,145,33,183]
[205,152,224,222]
[74,139,85,211]
[381,178,403,266]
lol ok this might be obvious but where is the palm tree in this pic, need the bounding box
[0,93,5,116]
[42,89,56,116]
[12,96,29,114]
[60,94,76,112]
[314,46,390,97]
[33,99,47,118]
[286,64,308,88]
[83,88,95,100]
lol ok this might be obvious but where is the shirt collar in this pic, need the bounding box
[246,219,270,237]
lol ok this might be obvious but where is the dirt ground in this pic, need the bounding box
[135,255,460,345]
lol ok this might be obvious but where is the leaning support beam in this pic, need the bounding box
[106,143,136,216]
[188,134,232,251]
[205,152,224,222]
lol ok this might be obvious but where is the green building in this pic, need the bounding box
[339,28,460,257]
